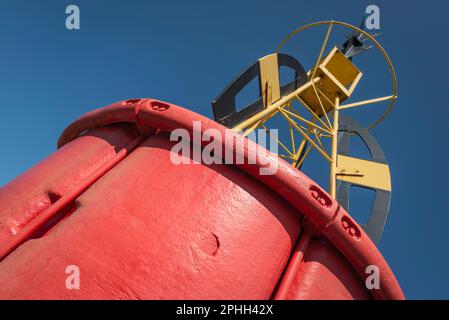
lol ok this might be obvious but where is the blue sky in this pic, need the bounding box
[0,0,448,299]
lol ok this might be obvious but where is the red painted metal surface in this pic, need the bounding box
[0,98,404,299]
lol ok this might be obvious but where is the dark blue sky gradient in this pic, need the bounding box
[0,0,448,299]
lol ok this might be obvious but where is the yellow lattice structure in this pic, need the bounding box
[231,21,397,198]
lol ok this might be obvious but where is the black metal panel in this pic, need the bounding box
[336,114,391,244]
[278,53,308,97]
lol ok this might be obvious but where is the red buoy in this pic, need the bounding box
[0,99,404,300]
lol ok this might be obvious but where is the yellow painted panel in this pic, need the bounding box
[336,155,391,191]
[258,54,281,107]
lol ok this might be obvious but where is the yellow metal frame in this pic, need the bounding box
[231,21,397,198]
[275,20,398,130]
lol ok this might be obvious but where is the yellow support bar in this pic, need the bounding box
[232,77,321,132]
[329,97,340,198]
[338,95,396,110]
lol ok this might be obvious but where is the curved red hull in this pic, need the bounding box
[0,99,404,299]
